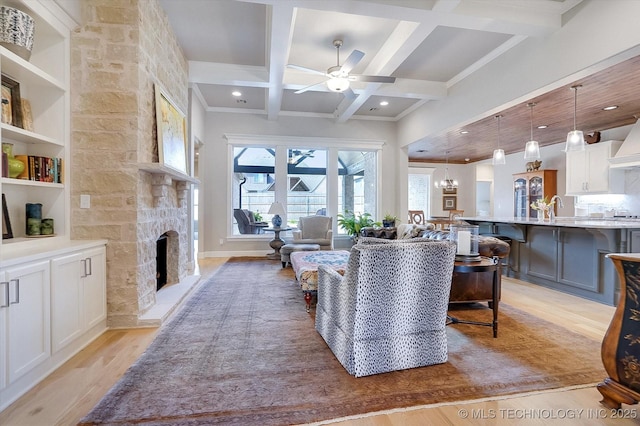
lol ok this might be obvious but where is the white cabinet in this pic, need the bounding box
[0,240,106,412]
[2,260,50,385]
[51,246,106,352]
[566,140,625,195]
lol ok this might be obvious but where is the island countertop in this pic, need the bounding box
[461,216,640,229]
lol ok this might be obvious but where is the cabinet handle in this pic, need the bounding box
[86,257,92,276]
[80,259,87,278]
[10,278,19,304]
[0,281,8,308]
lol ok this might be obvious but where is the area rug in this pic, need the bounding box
[80,257,606,425]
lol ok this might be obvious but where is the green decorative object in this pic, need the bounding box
[41,218,54,235]
[2,142,25,178]
[27,217,41,235]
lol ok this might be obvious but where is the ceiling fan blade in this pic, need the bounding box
[350,75,396,83]
[287,64,327,76]
[340,50,365,74]
[294,80,328,94]
[343,87,357,100]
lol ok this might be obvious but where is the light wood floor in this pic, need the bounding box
[0,258,637,426]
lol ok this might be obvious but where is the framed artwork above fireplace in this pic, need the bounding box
[154,83,187,174]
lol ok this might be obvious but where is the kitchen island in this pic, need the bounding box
[462,217,640,306]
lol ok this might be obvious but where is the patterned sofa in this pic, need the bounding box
[315,239,456,377]
[361,225,510,304]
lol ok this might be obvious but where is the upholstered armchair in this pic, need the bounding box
[315,239,457,377]
[292,215,333,250]
[233,208,268,234]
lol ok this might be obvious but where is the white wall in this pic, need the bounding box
[199,112,399,256]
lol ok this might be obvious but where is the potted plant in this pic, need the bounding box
[337,210,379,241]
[382,213,399,228]
[253,211,263,222]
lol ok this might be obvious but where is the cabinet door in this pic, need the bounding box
[0,270,6,392]
[528,176,544,218]
[585,143,611,193]
[51,252,84,353]
[566,150,587,194]
[514,178,527,218]
[557,228,598,291]
[527,226,558,281]
[4,260,50,384]
[83,247,106,329]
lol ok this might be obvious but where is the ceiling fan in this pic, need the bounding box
[288,39,396,98]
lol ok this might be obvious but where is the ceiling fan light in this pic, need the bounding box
[524,140,540,159]
[492,148,506,165]
[326,77,350,92]
[564,130,586,152]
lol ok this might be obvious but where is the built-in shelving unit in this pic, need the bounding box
[0,0,69,250]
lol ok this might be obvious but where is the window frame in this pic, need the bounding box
[225,134,383,240]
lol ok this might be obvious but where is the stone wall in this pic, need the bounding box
[70,0,191,327]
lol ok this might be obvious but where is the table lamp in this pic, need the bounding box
[268,201,285,227]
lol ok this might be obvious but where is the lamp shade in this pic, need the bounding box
[524,140,541,159]
[564,130,586,152]
[492,149,505,165]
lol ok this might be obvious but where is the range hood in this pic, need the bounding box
[610,119,640,169]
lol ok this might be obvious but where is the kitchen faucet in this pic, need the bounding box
[549,195,564,221]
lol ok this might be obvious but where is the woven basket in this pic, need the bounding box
[0,6,34,61]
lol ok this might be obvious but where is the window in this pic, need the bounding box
[227,134,381,238]
[337,150,377,235]
[408,167,433,219]
[232,147,275,235]
[286,148,327,226]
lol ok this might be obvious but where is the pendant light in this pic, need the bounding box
[564,84,586,152]
[492,114,505,165]
[435,150,458,190]
[524,102,541,160]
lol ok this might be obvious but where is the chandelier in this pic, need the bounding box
[435,150,458,190]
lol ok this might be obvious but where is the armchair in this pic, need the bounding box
[315,239,456,377]
[233,209,268,234]
[292,215,333,250]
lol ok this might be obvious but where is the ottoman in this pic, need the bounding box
[290,250,350,312]
[280,243,321,268]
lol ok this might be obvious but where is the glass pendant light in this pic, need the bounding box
[434,150,458,190]
[492,114,506,165]
[524,102,541,160]
[564,84,586,152]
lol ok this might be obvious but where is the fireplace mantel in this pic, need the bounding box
[139,163,199,206]
[138,163,200,183]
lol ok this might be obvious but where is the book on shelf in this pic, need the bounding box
[14,155,63,183]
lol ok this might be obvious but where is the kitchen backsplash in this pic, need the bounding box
[576,169,640,216]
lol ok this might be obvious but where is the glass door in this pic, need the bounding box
[514,178,527,218]
[528,176,543,219]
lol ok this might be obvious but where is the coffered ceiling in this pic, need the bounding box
[155,0,639,163]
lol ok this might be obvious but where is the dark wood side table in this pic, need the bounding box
[264,227,291,260]
[447,256,500,338]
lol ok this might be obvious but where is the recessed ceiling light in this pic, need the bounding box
[232,91,242,97]
[417,149,427,153]
[537,125,548,129]
[460,130,469,134]
[379,101,389,106]
[465,158,470,162]
[602,105,618,111]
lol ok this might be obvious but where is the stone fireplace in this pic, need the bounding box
[69,0,195,328]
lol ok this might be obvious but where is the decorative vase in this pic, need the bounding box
[25,202,42,235]
[537,210,544,222]
[2,142,25,178]
[0,6,35,61]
